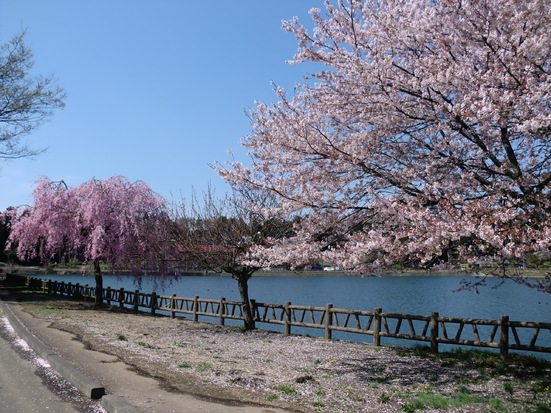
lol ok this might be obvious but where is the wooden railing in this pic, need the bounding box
[6,274,551,358]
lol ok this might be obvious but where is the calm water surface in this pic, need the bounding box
[30,274,551,357]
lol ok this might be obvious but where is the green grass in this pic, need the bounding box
[401,387,486,412]
[177,361,193,369]
[273,384,297,394]
[414,393,449,409]
[529,402,551,413]
[378,392,391,404]
[503,380,517,395]
[312,401,324,411]
[30,305,66,317]
[488,398,507,412]
[451,392,482,407]
[196,362,212,372]
[410,345,551,380]
[321,370,338,379]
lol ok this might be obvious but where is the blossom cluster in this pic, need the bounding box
[4,176,170,273]
[219,0,550,290]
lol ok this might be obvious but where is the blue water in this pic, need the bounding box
[29,274,551,358]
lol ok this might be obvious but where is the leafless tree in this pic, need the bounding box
[172,187,293,329]
[0,32,65,161]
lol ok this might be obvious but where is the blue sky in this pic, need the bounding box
[0,1,322,210]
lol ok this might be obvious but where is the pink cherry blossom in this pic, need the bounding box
[219,0,551,292]
[4,176,174,301]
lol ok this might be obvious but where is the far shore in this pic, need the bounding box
[1,264,548,279]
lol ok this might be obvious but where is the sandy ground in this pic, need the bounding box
[18,297,551,413]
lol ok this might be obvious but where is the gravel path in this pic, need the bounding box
[22,298,551,413]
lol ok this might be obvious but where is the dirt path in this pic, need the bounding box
[15,296,551,412]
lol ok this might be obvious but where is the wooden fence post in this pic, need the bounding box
[250,299,257,320]
[151,292,157,316]
[373,308,382,346]
[106,287,111,306]
[284,302,292,335]
[193,296,199,322]
[430,312,439,353]
[325,304,333,339]
[500,315,509,359]
[170,294,176,319]
[47,280,52,295]
[219,297,226,326]
[133,290,139,312]
[119,288,125,308]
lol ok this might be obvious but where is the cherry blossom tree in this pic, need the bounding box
[5,176,172,305]
[219,0,551,291]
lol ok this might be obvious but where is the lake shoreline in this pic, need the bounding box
[2,265,548,279]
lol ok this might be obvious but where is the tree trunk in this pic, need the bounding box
[94,260,103,307]
[235,271,255,330]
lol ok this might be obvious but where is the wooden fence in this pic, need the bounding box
[8,274,551,359]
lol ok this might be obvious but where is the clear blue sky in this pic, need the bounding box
[0,1,322,210]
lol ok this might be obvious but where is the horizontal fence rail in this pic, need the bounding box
[6,274,551,358]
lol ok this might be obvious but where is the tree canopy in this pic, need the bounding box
[0,32,65,160]
[4,176,173,304]
[219,0,551,291]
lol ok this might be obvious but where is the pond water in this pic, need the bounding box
[29,273,551,358]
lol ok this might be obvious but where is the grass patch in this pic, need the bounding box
[503,380,517,395]
[177,361,193,369]
[117,334,127,341]
[530,402,551,413]
[322,370,338,379]
[312,401,324,411]
[451,391,482,407]
[31,305,66,317]
[488,398,507,412]
[378,392,391,403]
[196,362,212,372]
[410,345,551,381]
[137,341,154,348]
[273,384,297,394]
[403,389,485,412]
[415,392,449,409]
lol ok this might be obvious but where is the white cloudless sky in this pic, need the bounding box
[0,1,323,210]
